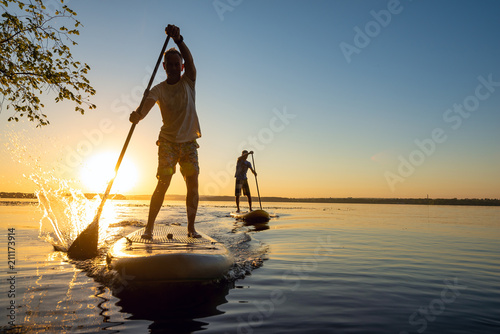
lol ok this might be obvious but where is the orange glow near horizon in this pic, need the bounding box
[80,152,138,194]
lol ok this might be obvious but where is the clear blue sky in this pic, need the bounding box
[1,0,500,199]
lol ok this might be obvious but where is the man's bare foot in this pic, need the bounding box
[188,231,202,238]
[142,228,153,239]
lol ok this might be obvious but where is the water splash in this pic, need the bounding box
[4,126,109,251]
[31,174,100,250]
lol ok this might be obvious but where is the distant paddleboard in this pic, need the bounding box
[106,225,233,283]
[231,209,270,224]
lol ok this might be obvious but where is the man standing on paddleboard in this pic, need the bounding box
[130,24,201,239]
[235,150,257,213]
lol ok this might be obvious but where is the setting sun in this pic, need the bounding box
[80,152,138,194]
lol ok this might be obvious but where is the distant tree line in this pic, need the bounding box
[0,192,36,198]
[1,193,499,206]
[262,197,500,206]
[201,196,500,206]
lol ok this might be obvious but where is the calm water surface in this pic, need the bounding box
[1,199,499,333]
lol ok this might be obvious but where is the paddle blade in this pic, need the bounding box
[67,218,99,260]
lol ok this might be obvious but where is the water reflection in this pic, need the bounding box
[243,221,270,232]
[112,281,232,333]
[231,219,270,233]
[95,285,125,333]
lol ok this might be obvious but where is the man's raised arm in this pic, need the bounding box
[166,24,196,81]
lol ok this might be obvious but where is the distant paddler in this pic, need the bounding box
[234,150,256,213]
[232,151,270,224]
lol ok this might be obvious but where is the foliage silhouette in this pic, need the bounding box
[0,0,95,126]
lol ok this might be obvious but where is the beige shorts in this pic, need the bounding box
[156,139,199,180]
[235,179,250,197]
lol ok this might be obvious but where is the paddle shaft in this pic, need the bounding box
[95,35,171,213]
[68,35,171,259]
[251,153,263,210]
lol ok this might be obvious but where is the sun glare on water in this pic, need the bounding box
[80,152,138,194]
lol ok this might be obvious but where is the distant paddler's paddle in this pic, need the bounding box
[245,153,270,223]
[250,153,263,210]
[68,33,171,260]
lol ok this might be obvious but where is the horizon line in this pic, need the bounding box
[1,192,499,204]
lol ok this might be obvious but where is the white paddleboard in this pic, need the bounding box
[106,225,233,283]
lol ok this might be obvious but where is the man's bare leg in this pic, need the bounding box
[143,176,172,238]
[247,194,253,211]
[185,173,199,236]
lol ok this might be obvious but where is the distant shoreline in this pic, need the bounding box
[1,192,499,206]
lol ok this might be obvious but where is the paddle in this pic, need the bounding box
[67,34,171,260]
[250,153,263,210]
